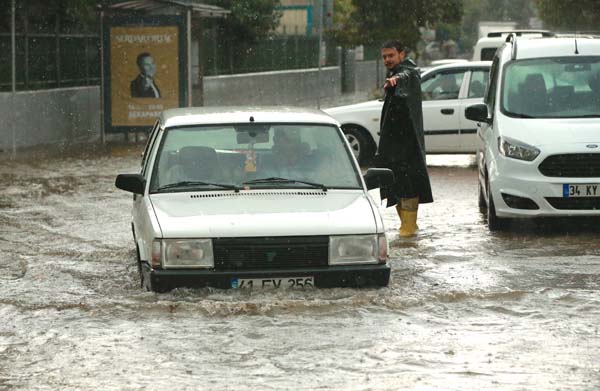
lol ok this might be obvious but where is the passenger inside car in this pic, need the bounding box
[258,128,311,178]
[588,71,600,105]
[431,73,460,100]
[163,146,223,184]
[520,73,548,114]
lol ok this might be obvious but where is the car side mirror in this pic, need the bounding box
[465,103,491,124]
[115,174,146,195]
[363,168,394,190]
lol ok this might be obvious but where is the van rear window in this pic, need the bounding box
[481,48,497,61]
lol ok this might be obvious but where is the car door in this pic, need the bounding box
[458,67,490,153]
[477,58,500,197]
[133,121,162,247]
[421,69,467,153]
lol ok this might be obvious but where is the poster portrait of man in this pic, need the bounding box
[130,52,161,98]
[106,22,184,129]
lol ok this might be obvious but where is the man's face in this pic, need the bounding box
[140,56,156,77]
[381,47,405,70]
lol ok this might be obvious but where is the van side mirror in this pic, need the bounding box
[363,168,394,190]
[465,103,491,124]
[115,174,146,195]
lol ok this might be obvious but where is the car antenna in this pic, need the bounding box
[574,32,579,54]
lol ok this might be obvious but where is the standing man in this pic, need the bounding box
[377,40,433,237]
[130,52,161,98]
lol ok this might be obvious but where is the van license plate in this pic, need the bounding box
[563,184,599,198]
[231,277,314,289]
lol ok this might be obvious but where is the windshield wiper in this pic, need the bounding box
[156,181,240,192]
[243,177,327,191]
[507,112,535,118]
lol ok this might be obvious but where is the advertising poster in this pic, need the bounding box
[103,16,187,132]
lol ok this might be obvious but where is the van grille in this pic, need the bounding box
[538,154,600,177]
[545,197,600,210]
[213,236,329,270]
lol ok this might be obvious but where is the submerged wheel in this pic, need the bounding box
[135,245,145,289]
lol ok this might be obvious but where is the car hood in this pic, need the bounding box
[498,115,600,147]
[150,190,378,238]
[323,100,382,114]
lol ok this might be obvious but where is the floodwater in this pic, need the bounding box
[1,146,599,391]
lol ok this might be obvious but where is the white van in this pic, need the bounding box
[472,30,554,61]
[466,35,600,230]
[115,107,394,292]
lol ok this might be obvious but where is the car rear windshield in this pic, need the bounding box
[501,56,600,118]
[149,123,362,192]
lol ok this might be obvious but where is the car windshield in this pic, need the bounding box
[149,123,362,192]
[502,56,600,118]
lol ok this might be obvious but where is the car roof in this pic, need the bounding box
[430,59,469,65]
[421,61,492,76]
[475,30,553,46]
[504,37,600,60]
[160,106,339,128]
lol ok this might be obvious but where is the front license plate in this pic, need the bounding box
[231,276,314,289]
[563,184,599,198]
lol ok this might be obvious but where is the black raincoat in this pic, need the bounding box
[377,59,433,207]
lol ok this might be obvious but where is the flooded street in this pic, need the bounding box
[1,147,599,391]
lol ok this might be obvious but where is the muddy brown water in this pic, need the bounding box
[1,147,599,390]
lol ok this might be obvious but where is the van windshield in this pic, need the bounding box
[501,56,600,118]
[149,123,362,192]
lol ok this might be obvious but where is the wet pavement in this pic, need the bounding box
[1,146,599,391]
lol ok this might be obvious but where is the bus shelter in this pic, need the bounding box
[99,0,229,136]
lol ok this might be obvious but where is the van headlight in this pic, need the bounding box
[162,239,214,269]
[329,234,387,265]
[498,136,540,161]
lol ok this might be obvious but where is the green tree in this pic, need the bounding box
[206,0,281,44]
[535,0,600,31]
[333,0,463,51]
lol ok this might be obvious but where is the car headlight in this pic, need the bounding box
[498,136,540,161]
[162,239,214,269]
[329,234,387,265]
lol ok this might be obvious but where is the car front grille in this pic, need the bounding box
[545,197,600,210]
[213,236,329,270]
[538,153,600,177]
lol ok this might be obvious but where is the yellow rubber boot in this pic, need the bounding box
[399,210,418,237]
[397,197,419,237]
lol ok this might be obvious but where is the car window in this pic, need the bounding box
[422,70,465,101]
[149,124,362,192]
[501,56,600,118]
[480,48,497,61]
[468,69,490,98]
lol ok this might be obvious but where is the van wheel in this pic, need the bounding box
[343,126,372,165]
[135,245,145,289]
[487,192,508,231]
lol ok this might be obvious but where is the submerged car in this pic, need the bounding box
[324,61,492,163]
[466,35,600,230]
[115,107,394,292]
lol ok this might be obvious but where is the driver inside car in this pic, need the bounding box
[259,128,311,178]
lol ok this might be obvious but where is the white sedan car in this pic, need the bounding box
[325,61,492,163]
[115,107,393,292]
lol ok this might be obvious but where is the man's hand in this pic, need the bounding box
[384,75,399,89]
